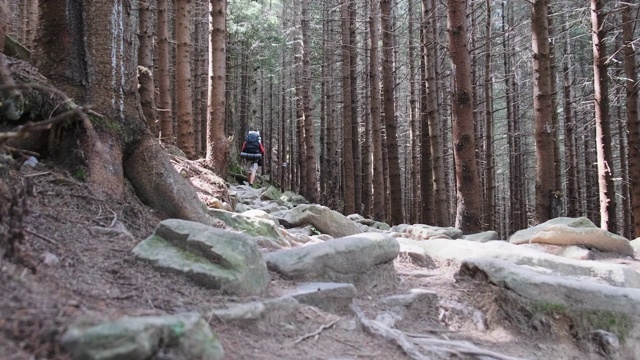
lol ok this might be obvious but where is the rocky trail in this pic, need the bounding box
[1,156,640,360]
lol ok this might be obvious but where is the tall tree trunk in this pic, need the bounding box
[294,1,308,197]
[361,0,372,217]
[341,0,356,215]
[590,0,616,232]
[424,0,447,226]
[138,0,158,135]
[301,0,318,203]
[370,0,386,222]
[349,1,362,214]
[532,0,555,224]
[447,0,482,233]
[320,0,329,201]
[623,4,640,237]
[175,0,195,158]
[33,0,210,224]
[419,4,434,225]
[562,8,578,218]
[547,4,561,217]
[157,0,174,143]
[207,0,229,176]
[381,0,404,225]
[483,0,495,230]
[408,0,420,224]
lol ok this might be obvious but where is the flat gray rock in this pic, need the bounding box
[456,257,640,357]
[413,238,640,288]
[61,312,224,360]
[133,219,269,296]
[265,233,400,292]
[288,282,357,313]
[282,204,362,238]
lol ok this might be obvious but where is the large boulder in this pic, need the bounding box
[526,224,633,256]
[282,204,362,238]
[133,219,269,296]
[61,312,224,360]
[412,238,640,288]
[508,217,597,244]
[391,224,463,240]
[208,208,290,248]
[456,257,640,358]
[265,233,400,292]
[278,191,309,207]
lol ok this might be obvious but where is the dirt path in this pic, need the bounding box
[0,161,591,360]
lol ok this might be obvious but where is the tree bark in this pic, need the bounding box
[419,0,434,225]
[301,0,319,203]
[425,0,447,226]
[532,0,555,224]
[562,7,578,218]
[341,0,355,215]
[206,0,229,177]
[623,4,640,237]
[447,0,482,233]
[175,0,196,158]
[370,0,386,222]
[381,0,404,225]
[157,0,174,143]
[138,0,158,135]
[408,0,420,224]
[31,0,211,224]
[483,0,495,230]
[590,0,616,232]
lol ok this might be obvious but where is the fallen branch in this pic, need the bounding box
[350,304,429,360]
[292,319,339,345]
[25,228,59,246]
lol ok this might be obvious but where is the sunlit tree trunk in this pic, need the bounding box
[175,0,195,158]
[349,1,362,214]
[408,0,420,224]
[562,8,578,218]
[207,0,229,176]
[483,0,495,230]
[370,0,386,222]
[532,0,555,224]
[447,0,482,233]
[138,0,158,135]
[381,0,404,225]
[34,0,210,223]
[623,4,640,237]
[294,1,307,197]
[341,0,355,215]
[424,0,447,226]
[590,0,616,232]
[361,0,372,217]
[157,0,173,143]
[301,0,318,202]
[419,2,434,225]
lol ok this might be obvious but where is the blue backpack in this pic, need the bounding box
[245,132,260,152]
[241,131,262,160]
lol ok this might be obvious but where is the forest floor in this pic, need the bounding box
[0,156,603,360]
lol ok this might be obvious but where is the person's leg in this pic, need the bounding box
[248,161,258,185]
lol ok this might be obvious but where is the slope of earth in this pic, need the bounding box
[0,156,598,360]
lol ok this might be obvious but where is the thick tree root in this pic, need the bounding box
[350,304,525,360]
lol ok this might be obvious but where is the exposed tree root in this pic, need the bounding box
[351,304,526,360]
[350,304,430,360]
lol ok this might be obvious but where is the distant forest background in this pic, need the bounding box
[4,0,639,238]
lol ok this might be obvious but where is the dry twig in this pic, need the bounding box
[292,319,339,345]
[25,228,59,246]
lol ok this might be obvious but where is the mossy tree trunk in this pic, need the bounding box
[27,0,211,224]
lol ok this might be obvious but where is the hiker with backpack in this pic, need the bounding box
[240,130,265,186]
